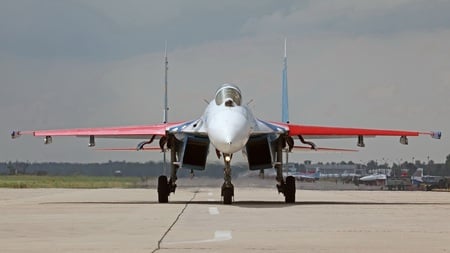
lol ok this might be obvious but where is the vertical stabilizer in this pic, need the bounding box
[163,41,169,123]
[282,39,289,123]
[163,42,169,175]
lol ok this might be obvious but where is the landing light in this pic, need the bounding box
[225,155,231,162]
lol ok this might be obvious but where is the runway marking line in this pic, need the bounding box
[208,206,219,215]
[164,230,232,245]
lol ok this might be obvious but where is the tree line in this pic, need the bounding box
[0,160,248,178]
[2,154,450,178]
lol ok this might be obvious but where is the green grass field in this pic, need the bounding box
[0,175,148,188]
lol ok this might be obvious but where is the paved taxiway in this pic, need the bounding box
[1,186,449,252]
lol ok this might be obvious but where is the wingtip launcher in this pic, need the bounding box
[400,131,441,145]
[430,131,442,139]
[419,131,442,140]
[11,130,54,145]
[11,131,21,139]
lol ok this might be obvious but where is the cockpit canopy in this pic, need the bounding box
[215,84,242,106]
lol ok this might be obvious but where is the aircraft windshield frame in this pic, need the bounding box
[215,85,242,106]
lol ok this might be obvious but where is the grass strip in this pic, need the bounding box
[0,175,148,188]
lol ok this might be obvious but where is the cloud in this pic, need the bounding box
[0,0,120,60]
[0,0,295,61]
[242,0,450,36]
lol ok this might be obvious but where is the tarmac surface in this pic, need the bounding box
[1,183,450,252]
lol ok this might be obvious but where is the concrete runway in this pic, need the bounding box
[1,187,449,252]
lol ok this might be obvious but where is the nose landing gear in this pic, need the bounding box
[221,153,234,204]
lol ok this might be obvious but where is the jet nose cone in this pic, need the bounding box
[207,110,251,154]
[224,137,233,146]
[215,132,238,153]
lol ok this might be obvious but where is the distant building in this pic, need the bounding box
[295,162,365,178]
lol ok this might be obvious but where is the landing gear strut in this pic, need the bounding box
[221,154,234,204]
[275,137,296,203]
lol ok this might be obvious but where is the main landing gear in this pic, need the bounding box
[274,168,296,204]
[275,137,296,204]
[157,175,178,203]
[276,175,296,203]
[157,139,179,203]
[157,175,169,203]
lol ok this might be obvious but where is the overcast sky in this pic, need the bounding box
[2,0,449,165]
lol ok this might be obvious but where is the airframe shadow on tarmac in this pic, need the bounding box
[41,200,450,209]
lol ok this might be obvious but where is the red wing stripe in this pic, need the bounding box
[29,122,185,137]
[284,124,420,137]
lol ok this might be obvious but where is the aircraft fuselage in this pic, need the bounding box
[204,84,255,154]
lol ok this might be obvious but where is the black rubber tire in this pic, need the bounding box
[285,176,296,203]
[158,175,169,203]
[223,187,233,205]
